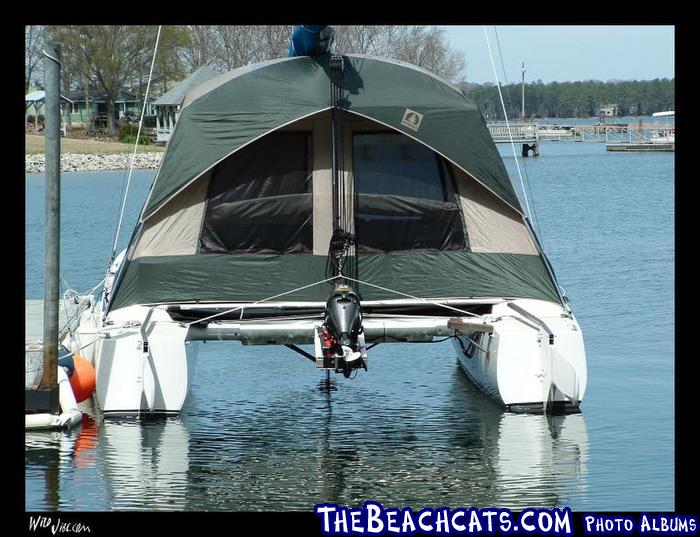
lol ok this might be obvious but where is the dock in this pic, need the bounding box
[487,121,674,153]
[487,122,539,157]
[570,123,674,146]
[606,142,674,152]
[26,300,67,389]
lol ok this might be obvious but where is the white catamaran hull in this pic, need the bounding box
[453,299,586,413]
[75,304,198,414]
[76,296,585,415]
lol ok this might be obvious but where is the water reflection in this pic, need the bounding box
[179,363,588,510]
[26,361,589,511]
[444,369,589,508]
[25,415,90,510]
[98,416,190,510]
[25,430,74,510]
[494,410,588,508]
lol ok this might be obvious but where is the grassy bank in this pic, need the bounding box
[25,134,164,155]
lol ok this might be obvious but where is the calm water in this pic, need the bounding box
[25,141,674,511]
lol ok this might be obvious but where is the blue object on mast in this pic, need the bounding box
[288,25,334,57]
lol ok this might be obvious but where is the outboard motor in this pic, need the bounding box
[322,284,365,377]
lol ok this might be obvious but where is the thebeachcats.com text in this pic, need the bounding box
[314,502,573,535]
[314,503,699,535]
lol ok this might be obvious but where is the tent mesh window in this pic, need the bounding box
[353,133,466,253]
[199,132,313,254]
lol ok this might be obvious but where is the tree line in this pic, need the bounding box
[463,78,675,119]
[26,25,674,137]
[26,25,465,135]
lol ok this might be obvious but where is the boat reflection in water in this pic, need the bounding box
[25,412,98,510]
[97,416,190,510]
[27,362,588,511]
[437,367,589,509]
[491,406,589,509]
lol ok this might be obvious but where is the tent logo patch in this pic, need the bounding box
[401,109,423,131]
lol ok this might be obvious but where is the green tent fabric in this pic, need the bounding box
[107,53,564,312]
[110,252,560,310]
[144,55,523,217]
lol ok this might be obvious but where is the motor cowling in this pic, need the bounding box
[324,285,362,348]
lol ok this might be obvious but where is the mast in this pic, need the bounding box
[327,53,356,285]
[521,62,526,120]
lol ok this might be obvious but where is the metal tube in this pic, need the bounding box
[41,42,61,397]
[521,62,526,119]
[187,317,454,344]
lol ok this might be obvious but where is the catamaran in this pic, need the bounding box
[66,27,587,415]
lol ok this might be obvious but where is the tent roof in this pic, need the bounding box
[153,65,221,106]
[143,54,523,218]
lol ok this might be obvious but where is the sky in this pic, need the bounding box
[442,26,675,84]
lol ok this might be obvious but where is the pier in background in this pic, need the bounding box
[487,120,675,153]
[487,122,539,157]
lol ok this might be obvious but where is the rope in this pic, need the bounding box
[326,54,358,288]
[25,337,100,364]
[111,25,162,260]
[180,270,486,329]
[482,26,532,220]
[487,27,567,308]
[182,276,339,327]
[59,277,76,342]
[56,277,106,339]
[339,275,484,319]
[57,338,100,360]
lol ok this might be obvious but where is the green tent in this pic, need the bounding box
[109,54,560,311]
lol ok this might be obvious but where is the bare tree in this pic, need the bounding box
[334,25,393,56]
[25,25,45,93]
[181,25,218,71]
[205,26,291,70]
[180,25,465,84]
[254,25,292,61]
[335,26,465,84]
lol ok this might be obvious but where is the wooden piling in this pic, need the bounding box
[40,42,61,410]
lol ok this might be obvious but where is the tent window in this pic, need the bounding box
[353,133,466,252]
[200,132,313,254]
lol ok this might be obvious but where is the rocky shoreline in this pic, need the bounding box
[26,152,163,173]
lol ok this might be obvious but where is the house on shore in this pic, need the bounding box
[596,103,618,117]
[152,65,221,143]
[65,89,157,129]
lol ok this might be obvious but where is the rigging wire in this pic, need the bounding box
[178,273,486,328]
[110,25,162,262]
[181,276,340,327]
[482,26,532,220]
[492,27,543,240]
[325,53,358,289]
[339,275,484,319]
[485,27,569,309]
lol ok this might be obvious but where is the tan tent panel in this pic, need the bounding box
[132,172,210,258]
[130,111,537,261]
[312,116,333,255]
[452,164,539,255]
